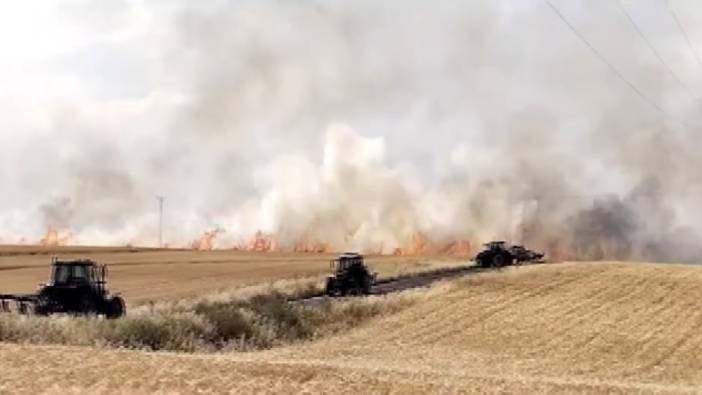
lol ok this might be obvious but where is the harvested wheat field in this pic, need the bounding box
[1,261,701,394]
[0,246,462,304]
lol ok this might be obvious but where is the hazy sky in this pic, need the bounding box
[1,1,701,251]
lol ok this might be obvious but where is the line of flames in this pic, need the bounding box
[190,230,333,253]
[391,232,473,256]
[189,229,473,256]
[10,227,475,257]
[6,227,73,247]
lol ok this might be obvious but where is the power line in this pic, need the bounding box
[546,1,690,128]
[618,0,700,102]
[667,0,702,71]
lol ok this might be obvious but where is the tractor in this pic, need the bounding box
[0,258,125,319]
[325,253,377,296]
[474,241,545,268]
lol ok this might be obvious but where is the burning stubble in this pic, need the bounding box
[1,1,701,262]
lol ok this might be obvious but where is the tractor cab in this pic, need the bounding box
[326,253,376,296]
[330,253,365,273]
[484,241,507,251]
[50,259,105,289]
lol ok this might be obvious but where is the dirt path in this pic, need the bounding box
[298,263,543,301]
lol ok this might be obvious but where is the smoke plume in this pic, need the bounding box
[1,1,701,261]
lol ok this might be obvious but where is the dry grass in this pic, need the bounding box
[0,245,465,304]
[0,286,416,353]
[1,261,702,393]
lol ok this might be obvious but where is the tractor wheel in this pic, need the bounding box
[34,295,52,316]
[362,277,372,295]
[475,253,489,268]
[325,278,336,296]
[78,295,97,315]
[106,296,125,319]
[351,279,366,296]
[492,253,506,268]
[345,280,357,296]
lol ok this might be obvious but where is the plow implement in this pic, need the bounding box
[0,294,38,314]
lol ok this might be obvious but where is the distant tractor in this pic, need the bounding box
[325,253,377,296]
[0,258,125,319]
[474,241,545,268]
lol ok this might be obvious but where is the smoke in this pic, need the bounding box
[1,1,701,261]
[223,123,421,253]
[40,197,74,230]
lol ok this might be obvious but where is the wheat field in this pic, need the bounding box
[1,260,701,393]
[0,246,462,304]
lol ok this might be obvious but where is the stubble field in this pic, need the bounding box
[1,246,701,394]
[0,245,462,304]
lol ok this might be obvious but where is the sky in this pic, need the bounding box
[0,1,701,259]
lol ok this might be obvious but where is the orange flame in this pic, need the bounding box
[190,228,223,251]
[394,232,473,256]
[190,228,473,256]
[393,232,430,256]
[39,227,71,247]
[293,239,333,253]
[439,239,473,256]
[232,231,332,253]
[236,231,277,252]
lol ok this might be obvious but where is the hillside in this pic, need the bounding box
[1,262,701,393]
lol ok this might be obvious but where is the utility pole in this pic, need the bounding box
[156,196,165,247]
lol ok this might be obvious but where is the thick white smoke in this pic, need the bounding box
[222,123,419,253]
[0,1,701,261]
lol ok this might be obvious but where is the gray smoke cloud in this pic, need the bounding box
[0,0,701,261]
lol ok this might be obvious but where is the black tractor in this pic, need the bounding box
[325,253,377,296]
[474,241,545,268]
[0,258,126,319]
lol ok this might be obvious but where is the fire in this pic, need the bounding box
[234,231,331,253]
[393,232,430,256]
[190,228,223,251]
[439,239,473,256]
[237,231,277,252]
[39,227,71,247]
[394,232,473,256]
[189,228,472,256]
[293,239,332,253]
